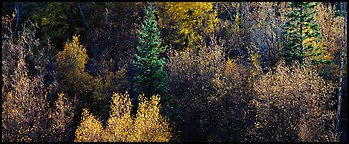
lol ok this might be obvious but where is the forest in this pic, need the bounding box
[1,2,347,142]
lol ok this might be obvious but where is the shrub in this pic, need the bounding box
[167,39,252,141]
[249,61,337,142]
[2,19,74,142]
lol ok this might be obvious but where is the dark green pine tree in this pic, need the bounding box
[132,2,167,99]
[282,2,329,65]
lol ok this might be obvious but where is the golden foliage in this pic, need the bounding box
[57,35,88,73]
[315,3,345,60]
[250,61,337,142]
[48,93,75,142]
[74,93,172,142]
[56,35,93,99]
[314,3,346,80]
[2,45,49,142]
[74,108,104,142]
[102,92,133,142]
[2,20,74,142]
[167,39,253,141]
[2,2,343,142]
[157,2,218,49]
[132,94,172,142]
[302,29,331,63]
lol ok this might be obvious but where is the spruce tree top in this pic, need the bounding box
[133,2,167,99]
[282,2,329,65]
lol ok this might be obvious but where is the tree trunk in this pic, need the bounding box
[14,2,22,38]
[220,2,234,22]
[235,2,238,18]
[336,2,346,142]
[241,2,244,20]
[273,2,280,67]
[77,2,94,38]
[299,5,303,64]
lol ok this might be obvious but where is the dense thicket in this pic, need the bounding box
[2,2,347,142]
[2,16,74,142]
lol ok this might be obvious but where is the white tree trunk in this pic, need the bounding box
[336,2,347,142]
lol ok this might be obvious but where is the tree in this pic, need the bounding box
[48,93,75,142]
[282,2,328,65]
[132,2,167,100]
[250,61,337,142]
[335,2,347,141]
[314,3,345,80]
[74,93,172,142]
[55,35,96,139]
[157,2,218,49]
[56,35,93,102]
[102,92,134,142]
[2,35,50,142]
[84,3,143,117]
[166,39,253,141]
[86,2,143,73]
[0,2,43,39]
[2,19,74,142]
[246,2,284,69]
[30,2,91,51]
[132,94,172,142]
[74,108,104,142]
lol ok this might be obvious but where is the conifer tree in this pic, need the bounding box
[132,2,167,99]
[282,2,328,65]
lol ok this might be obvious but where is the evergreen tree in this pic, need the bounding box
[132,2,167,99]
[282,2,328,65]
